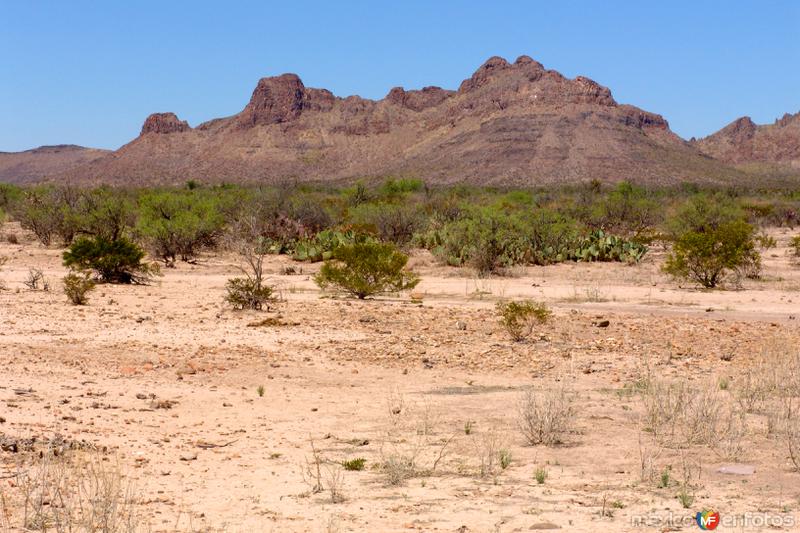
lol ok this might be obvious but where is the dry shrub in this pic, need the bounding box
[473,428,510,482]
[378,393,455,486]
[641,378,688,445]
[0,450,144,532]
[496,300,551,342]
[642,377,748,457]
[518,383,575,445]
[63,272,95,305]
[23,267,50,291]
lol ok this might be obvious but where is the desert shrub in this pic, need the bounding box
[63,236,157,284]
[349,202,425,245]
[63,272,95,305]
[518,385,575,445]
[136,191,224,266]
[663,219,760,288]
[314,241,420,299]
[2,450,145,532]
[23,268,50,291]
[592,181,663,238]
[341,458,367,471]
[77,188,134,241]
[666,192,744,237]
[224,277,275,310]
[225,218,278,310]
[496,300,551,342]
[417,206,529,275]
[13,187,66,245]
[791,235,800,257]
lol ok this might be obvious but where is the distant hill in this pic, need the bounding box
[0,145,109,184]
[693,112,800,178]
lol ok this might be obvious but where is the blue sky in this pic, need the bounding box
[1,1,798,151]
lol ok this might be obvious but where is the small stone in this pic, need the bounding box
[456,321,467,331]
[717,464,755,475]
[595,320,610,328]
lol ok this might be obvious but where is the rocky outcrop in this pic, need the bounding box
[386,86,453,111]
[235,74,306,128]
[140,113,191,135]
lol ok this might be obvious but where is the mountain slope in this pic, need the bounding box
[0,145,109,184]
[59,55,740,187]
[694,112,800,174]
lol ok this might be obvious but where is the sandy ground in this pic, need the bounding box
[1,223,800,532]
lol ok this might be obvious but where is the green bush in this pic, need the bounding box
[137,191,224,265]
[341,458,367,471]
[14,187,70,245]
[591,181,662,238]
[791,235,800,257]
[63,272,95,305]
[663,219,760,288]
[314,241,420,299]
[224,277,276,310]
[416,207,529,275]
[63,236,157,284]
[496,300,551,342]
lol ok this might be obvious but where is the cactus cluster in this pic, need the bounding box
[570,230,647,263]
[291,228,375,262]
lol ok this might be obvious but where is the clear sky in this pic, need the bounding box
[1,1,798,152]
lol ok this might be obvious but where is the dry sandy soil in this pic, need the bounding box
[1,223,800,532]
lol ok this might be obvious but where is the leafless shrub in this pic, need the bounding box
[710,403,748,461]
[323,465,346,504]
[0,450,144,532]
[518,383,576,446]
[473,429,510,482]
[641,378,688,445]
[636,426,664,484]
[23,268,50,291]
[680,384,723,446]
[301,438,324,494]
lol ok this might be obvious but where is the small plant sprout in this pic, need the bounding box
[534,466,548,484]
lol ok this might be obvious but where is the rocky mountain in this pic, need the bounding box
[5,55,793,187]
[694,112,800,172]
[0,145,109,184]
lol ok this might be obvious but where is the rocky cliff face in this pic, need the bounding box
[694,112,800,169]
[4,55,774,186]
[141,113,191,135]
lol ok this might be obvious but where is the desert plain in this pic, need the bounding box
[1,222,800,532]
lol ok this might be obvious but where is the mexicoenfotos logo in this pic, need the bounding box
[696,510,720,530]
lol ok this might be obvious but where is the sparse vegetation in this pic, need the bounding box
[496,299,551,342]
[63,271,96,305]
[518,384,575,445]
[314,241,420,299]
[534,466,548,484]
